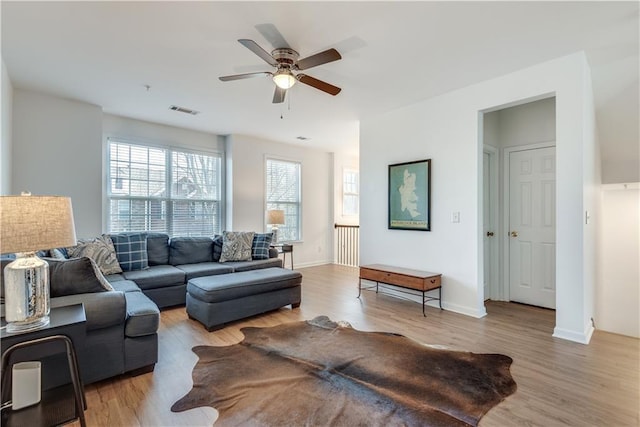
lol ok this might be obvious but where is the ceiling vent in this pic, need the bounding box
[169,105,200,115]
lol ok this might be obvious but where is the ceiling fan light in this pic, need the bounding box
[273,72,296,89]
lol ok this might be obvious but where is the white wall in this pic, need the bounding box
[597,184,640,338]
[1,60,13,195]
[228,134,333,267]
[360,52,597,342]
[13,89,103,237]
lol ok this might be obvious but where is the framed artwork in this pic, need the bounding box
[388,159,431,231]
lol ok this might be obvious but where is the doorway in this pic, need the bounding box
[481,97,557,310]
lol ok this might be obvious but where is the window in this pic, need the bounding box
[266,158,301,241]
[343,168,359,216]
[107,139,222,237]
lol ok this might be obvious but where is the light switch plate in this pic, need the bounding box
[451,211,460,223]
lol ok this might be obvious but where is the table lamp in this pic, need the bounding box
[266,209,285,244]
[0,194,77,333]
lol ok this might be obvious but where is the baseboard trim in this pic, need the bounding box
[553,323,595,344]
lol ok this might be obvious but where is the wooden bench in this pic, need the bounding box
[358,264,442,316]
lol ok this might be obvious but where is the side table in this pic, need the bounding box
[1,304,87,427]
[272,244,294,269]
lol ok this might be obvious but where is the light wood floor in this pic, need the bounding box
[73,264,639,426]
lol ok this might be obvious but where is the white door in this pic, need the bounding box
[483,151,494,300]
[508,147,556,309]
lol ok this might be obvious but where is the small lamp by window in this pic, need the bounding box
[266,209,285,244]
[0,193,77,333]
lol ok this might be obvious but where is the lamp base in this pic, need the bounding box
[3,252,50,334]
[6,316,50,334]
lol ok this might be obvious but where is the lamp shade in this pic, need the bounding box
[266,209,285,225]
[0,195,77,254]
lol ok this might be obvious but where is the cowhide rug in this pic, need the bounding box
[171,316,516,426]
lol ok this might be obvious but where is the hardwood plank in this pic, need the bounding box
[70,264,640,426]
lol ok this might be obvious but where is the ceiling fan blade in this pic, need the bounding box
[238,39,278,67]
[297,74,341,96]
[272,86,286,104]
[219,72,271,82]
[255,23,290,49]
[296,48,341,70]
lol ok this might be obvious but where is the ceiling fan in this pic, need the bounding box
[219,39,342,104]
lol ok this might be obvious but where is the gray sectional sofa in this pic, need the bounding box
[39,232,289,386]
[1,231,296,387]
[106,233,283,309]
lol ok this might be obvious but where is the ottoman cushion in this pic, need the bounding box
[187,268,302,303]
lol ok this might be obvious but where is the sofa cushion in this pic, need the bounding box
[46,257,114,297]
[219,231,254,262]
[109,279,142,293]
[175,262,234,281]
[252,233,273,260]
[67,235,123,275]
[110,233,149,272]
[123,291,160,338]
[122,265,185,291]
[146,232,170,265]
[169,237,213,265]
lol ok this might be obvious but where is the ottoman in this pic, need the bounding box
[186,267,302,331]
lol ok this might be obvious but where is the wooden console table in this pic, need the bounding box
[358,264,442,316]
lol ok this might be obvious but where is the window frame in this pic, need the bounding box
[342,167,359,217]
[106,137,224,237]
[264,156,302,243]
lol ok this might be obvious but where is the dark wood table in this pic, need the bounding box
[1,304,87,427]
[358,264,442,316]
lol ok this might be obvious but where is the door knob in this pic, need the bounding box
[510,231,518,237]
[486,231,494,237]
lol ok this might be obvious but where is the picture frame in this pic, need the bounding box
[388,159,431,231]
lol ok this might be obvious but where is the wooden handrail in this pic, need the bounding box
[334,223,360,229]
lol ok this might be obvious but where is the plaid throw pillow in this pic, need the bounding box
[110,233,149,272]
[252,233,273,260]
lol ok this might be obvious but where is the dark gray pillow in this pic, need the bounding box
[169,237,213,265]
[46,257,114,297]
[146,233,170,266]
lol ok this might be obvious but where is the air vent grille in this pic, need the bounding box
[169,105,200,115]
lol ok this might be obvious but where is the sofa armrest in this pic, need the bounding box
[51,291,126,331]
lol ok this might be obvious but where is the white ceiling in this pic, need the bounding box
[2,1,638,180]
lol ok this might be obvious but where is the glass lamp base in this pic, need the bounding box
[6,316,50,334]
[3,252,51,334]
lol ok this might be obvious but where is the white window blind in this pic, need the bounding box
[266,158,301,241]
[343,169,359,216]
[108,139,222,237]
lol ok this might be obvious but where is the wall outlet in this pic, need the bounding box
[451,211,460,223]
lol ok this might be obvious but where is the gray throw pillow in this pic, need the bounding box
[46,257,114,297]
[219,231,255,262]
[67,235,123,275]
